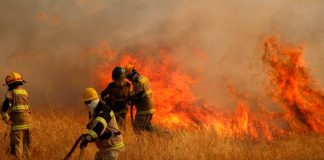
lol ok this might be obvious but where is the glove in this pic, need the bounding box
[79,134,92,149]
[80,139,89,149]
[3,118,10,125]
[1,113,10,125]
[128,94,140,104]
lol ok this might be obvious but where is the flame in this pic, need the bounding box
[263,36,324,133]
[95,36,324,139]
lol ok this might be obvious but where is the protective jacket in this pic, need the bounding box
[131,75,155,115]
[87,100,124,151]
[1,86,31,131]
[101,82,131,115]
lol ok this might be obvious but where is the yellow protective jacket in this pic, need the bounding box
[87,101,124,151]
[1,86,31,131]
[101,82,131,115]
[131,75,155,115]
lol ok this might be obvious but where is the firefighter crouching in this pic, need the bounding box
[101,67,131,127]
[80,87,124,160]
[124,64,155,132]
[1,72,31,160]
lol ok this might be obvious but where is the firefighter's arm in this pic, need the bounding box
[81,105,114,149]
[100,93,109,102]
[81,108,112,147]
[129,77,149,101]
[101,83,115,101]
[135,78,151,100]
[1,98,10,124]
[140,77,152,97]
[87,117,108,139]
[80,117,107,149]
[100,86,110,100]
[128,90,145,105]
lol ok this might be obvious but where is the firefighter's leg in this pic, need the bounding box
[105,150,121,160]
[117,113,126,127]
[9,131,15,155]
[10,130,24,159]
[23,130,31,160]
[94,151,102,160]
[134,114,146,132]
[144,114,154,132]
[95,149,121,160]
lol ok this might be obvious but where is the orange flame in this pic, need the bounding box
[263,36,324,133]
[95,36,324,139]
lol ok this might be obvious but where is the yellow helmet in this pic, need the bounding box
[124,64,135,74]
[4,72,24,86]
[82,87,99,102]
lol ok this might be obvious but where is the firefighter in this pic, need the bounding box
[124,64,155,132]
[1,72,31,160]
[80,87,124,160]
[101,67,131,126]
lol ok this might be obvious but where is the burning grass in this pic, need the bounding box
[0,107,323,160]
[95,36,324,139]
[0,37,323,159]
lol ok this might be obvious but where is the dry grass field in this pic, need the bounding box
[1,1,324,160]
[0,107,323,160]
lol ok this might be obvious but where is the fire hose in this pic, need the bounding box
[63,134,86,160]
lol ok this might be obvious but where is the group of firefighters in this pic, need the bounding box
[0,64,155,160]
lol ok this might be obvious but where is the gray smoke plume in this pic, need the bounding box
[0,0,323,106]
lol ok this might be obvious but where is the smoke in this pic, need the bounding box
[0,0,324,106]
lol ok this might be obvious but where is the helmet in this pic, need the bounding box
[124,64,135,75]
[4,72,25,86]
[82,87,99,102]
[112,66,126,81]
[124,64,138,80]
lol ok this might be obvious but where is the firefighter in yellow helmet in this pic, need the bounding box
[80,87,124,160]
[125,64,155,132]
[1,72,31,160]
[101,67,131,127]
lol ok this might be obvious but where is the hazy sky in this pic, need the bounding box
[0,0,323,106]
